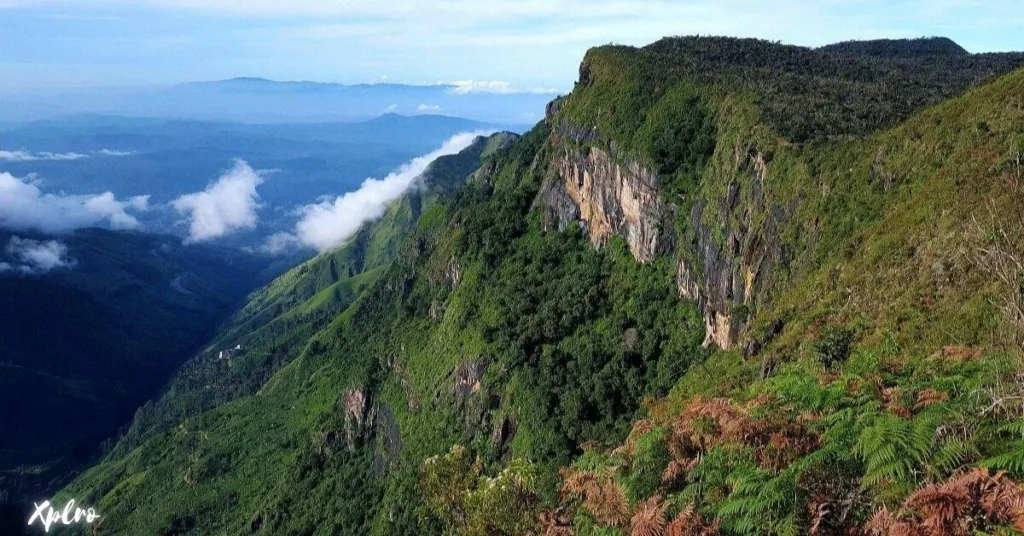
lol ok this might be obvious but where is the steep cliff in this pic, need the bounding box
[537,37,1024,351]
[539,124,665,262]
[537,117,764,349]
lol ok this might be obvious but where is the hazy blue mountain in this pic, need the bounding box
[0,78,555,125]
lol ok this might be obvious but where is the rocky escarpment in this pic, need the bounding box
[677,147,784,349]
[538,136,665,262]
[339,388,400,463]
[539,115,784,350]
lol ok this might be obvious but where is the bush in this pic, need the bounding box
[814,326,854,368]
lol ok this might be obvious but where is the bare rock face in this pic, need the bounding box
[677,147,784,350]
[538,122,784,350]
[339,388,403,464]
[491,415,517,459]
[540,143,664,263]
[340,388,375,453]
[371,403,401,474]
[453,361,484,398]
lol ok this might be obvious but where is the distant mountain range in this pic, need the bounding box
[0,78,559,124]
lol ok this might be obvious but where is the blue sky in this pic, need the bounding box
[1,0,1023,91]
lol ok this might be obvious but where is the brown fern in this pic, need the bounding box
[914,388,950,411]
[665,505,720,536]
[592,477,631,527]
[662,457,700,486]
[630,495,668,536]
[865,506,922,536]
[561,469,599,501]
[865,468,1024,535]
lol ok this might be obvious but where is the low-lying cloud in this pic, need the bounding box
[448,80,559,95]
[0,171,148,233]
[1,237,75,274]
[171,160,263,244]
[0,148,135,162]
[286,131,488,252]
[416,103,442,112]
[0,150,89,162]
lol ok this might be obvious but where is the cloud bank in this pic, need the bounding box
[171,160,263,244]
[289,131,488,252]
[1,237,75,274]
[416,103,442,112]
[0,171,147,233]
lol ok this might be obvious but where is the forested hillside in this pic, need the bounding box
[58,37,1024,536]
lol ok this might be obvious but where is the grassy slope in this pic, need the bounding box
[59,119,711,534]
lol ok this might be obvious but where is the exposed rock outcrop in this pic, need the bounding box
[453,361,484,398]
[538,120,786,350]
[340,388,373,453]
[339,388,403,465]
[539,128,665,262]
[677,148,784,349]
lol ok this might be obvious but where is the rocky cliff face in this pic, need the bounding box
[539,137,665,262]
[539,116,783,350]
[677,146,783,349]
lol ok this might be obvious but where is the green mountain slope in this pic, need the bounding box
[100,132,518,460]
[57,37,1024,536]
[536,49,1024,536]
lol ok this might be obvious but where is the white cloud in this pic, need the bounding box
[171,160,263,244]
[416,103,442,112]
[381,103,399,113]
[448,80,559,95]
[3,237,75,274]
[97,149,136,157]
[0,150,89,162]
[0,148,136,161]
[0,171,145,232]
[259,231,299,255]
[287,131,489,252]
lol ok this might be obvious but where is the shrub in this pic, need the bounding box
[815,327,854,368]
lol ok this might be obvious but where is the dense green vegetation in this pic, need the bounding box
[103,133,516,458]
[818,36,968,58]
[562,36,1024,143]
[53,36,1024,536]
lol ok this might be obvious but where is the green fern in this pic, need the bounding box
[855,412,931,495]
[980,419,1024,478]
[623,428,670,501]
[715,461,801,536]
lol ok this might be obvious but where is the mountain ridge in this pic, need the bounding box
[52,36,1024,535]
